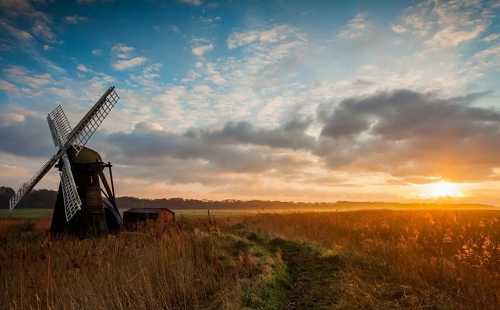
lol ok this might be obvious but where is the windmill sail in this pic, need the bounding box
[67,87,119,155]
[60,154,82,221]
[8,86,119,218]
[9,155,59,211]
[47,107,82,222]
[47,105,72,147]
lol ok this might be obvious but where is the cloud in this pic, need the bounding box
[401,0,493,49]
[203,3,218,12]
[200,16,212,23]
[112,56,147,70]
[170,25,181,33]
[77,64,90,72]
[482,33,500,42]
[32,20,61,43]
[192,44,213,56]
[43,45,53,51]
[107,120,314,174]
[45,87,73,98]
[3,66,56,89]
[1,21,34,41]
[110,44,147,70]
[391,23,408,33]
[474,43,500,59]
[0,79,17,91]
[316,89,500,183]
[0,165,28,178]
[64,15,87,24]
[337,13,368,39]
[425,25,486,48]
[191,119,315,150]
[191,38,213,56]
[177,0,202,5]
[92,49,101,55]
[111,43,134,53]
[192,85,211,93]
[0,114,54,157]
[227,25,295,49]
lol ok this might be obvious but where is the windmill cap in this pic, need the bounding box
[66,146,103,163]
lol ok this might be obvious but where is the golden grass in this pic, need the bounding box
[242,210,500,309]
[0,216,281,310]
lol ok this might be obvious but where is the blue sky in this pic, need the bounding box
[1,0,500,204]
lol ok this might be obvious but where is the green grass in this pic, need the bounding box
[229,223,346,310]
[1,209,256,221]
[0,209,52,220]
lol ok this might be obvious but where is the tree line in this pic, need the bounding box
[0,186,496,210]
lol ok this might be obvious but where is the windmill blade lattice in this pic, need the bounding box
[47,105,82,222]
[68,88,119,155]
[60,154,82,221]
[9,154,59,211]
[47,105,72,147]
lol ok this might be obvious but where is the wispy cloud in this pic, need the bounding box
[1,21,34,41]
[191,38,213,56]
[426,25,486,48]
[177,0,202,6]
[113,57,148,70]
[482,33,500,42]
[170,25,181,33]
[77,64,90,72]
[227,25,295,49]
[3,66,56,89]
[110,43,147,70]
[64,15,87,24]
[391,23,408,33]
[0,79,17,91]
[337,13,368,39]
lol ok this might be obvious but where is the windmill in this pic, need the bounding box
[9,86,122,235]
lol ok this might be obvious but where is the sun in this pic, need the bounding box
[424,181,463,198]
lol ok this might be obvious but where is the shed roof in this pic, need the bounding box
[124,208,174,214]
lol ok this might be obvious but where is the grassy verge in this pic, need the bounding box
[0,217,291,310]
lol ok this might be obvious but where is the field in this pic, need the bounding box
[1,210,500,309]
[0,209,53,220]
[0,209,260,220]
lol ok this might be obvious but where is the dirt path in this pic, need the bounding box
[254,236,345,310]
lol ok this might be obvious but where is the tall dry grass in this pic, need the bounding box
[242,210,500,309]
[0,216,250,310]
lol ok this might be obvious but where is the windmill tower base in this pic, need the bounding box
[50,147,121,236]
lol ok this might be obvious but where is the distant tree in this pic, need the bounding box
[0,187,15,209]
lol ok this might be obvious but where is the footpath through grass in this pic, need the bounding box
[231,224,346,310]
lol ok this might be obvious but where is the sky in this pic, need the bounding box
[1,0,500,205]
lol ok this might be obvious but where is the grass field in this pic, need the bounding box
[0,209,53,219]
[0,209,263,220]
[1,209,500,309]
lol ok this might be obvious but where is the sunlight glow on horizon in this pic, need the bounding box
[416,181,466,199]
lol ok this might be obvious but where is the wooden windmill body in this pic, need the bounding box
[9,87,122,236]
[50,147,122,235]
